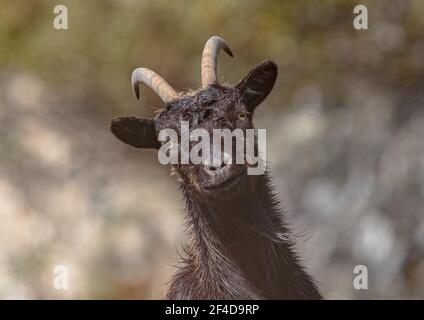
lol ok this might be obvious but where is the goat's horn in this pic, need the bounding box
[201,36,233,88]
[131,68,179,104]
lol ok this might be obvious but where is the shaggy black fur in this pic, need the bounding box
[166,173,321,299]
[110,59,322,299]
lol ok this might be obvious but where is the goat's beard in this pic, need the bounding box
[174,166,259,203]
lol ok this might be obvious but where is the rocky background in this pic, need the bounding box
[0,0,423,298]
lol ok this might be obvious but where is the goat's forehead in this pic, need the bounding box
[160,87,239,117]
[173,86,239,108]
[154,89,242,132]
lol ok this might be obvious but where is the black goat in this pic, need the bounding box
[110,36,321,299]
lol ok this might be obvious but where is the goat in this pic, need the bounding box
[110,36,322,299]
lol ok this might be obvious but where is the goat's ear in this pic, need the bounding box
[110,117,160,149]
[236,60,278,112]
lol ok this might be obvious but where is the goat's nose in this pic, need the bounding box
[205,152,231,173]
[206,162,226,171]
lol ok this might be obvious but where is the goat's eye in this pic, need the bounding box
[238,111,249,121]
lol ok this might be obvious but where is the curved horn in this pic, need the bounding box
[131,68,179,104]
[201,36,233,88]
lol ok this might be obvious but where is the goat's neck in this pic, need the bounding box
[182,174,321,299]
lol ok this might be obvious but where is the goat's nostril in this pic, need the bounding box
[207,164,216,171]
[205,152,232,172]
[207,162,225,171]
[206,160,229,172]
[222,152,231,165]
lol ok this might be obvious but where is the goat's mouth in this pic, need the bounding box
[203,170,246,191]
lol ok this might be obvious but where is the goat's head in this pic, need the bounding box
[110,36,277,201]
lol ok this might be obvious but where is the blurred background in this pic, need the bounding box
[0,0,423,299]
